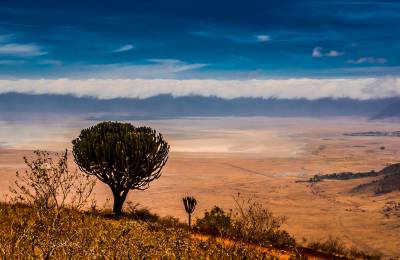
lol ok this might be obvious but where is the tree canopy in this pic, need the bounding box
[72,121,169,214]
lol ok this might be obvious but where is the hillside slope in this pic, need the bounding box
[353,163,400,194]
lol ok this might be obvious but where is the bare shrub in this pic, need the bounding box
[10,150,96,210]
[308,237,346,255]
[231,193,295,248]
[232,194,285,239]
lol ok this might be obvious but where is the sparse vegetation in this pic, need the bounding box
[10,150,96,210]
[382,201,400,218]
[0,203,276,259]
[195,194,296,249]
[306,170,378,183]
[308,237,382,260]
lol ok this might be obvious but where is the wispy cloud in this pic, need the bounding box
[312,47,343,58]
[0,34,13,43]
[326,50,343,57]
[72,59,208,79]
[0,43,46,57]
[39,59,63,66]
[147,59,183,64]
[191,30,241,42]
[191,29,271,43]
[255,35,270,42]
[347,57,387,65]
[146,59,207,72]
[0,59,26,65]
[0,77,399,100]
[112,44,134,53]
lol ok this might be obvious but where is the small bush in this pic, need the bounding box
[129,207,160,222]
[195,206,232,237]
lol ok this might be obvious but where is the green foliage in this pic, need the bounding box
[195,206,232,237]
[72,121,169,214]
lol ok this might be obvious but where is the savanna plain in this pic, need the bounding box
[0,115,399,258]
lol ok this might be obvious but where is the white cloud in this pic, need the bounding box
[326,50,343,57]
[0,43,46,57]
[312,47,323,57]
[145,59,207,72]
[347,57,387,65]
[112,44,134,53]
[191,29,271,43]
[0,77,399,100]
[147,59,182,64]
[312,46,343,58]
[255,35,270,42]
[39,60,63,66]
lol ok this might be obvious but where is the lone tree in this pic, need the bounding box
[72,122,169,214]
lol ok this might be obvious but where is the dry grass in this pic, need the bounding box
[308,237,382,260]
[0,202,278,259]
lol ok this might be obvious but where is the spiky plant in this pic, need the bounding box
[182,196,197,228]
[72,121,169,215]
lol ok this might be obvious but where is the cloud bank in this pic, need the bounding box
[0,77,399,100]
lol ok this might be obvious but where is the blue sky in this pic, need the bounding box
[0,0,398,80]
[0,1,399,101]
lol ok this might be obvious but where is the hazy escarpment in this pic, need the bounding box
[1,93,399,119]
[371,101,400,120]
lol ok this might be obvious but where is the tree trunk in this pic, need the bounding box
[112,189,128,215]
[188,213,192,228]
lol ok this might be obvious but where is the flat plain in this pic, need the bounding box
[0,116,399,258]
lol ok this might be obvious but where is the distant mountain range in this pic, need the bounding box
[0,93,399,120]
[370,101,400,120]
